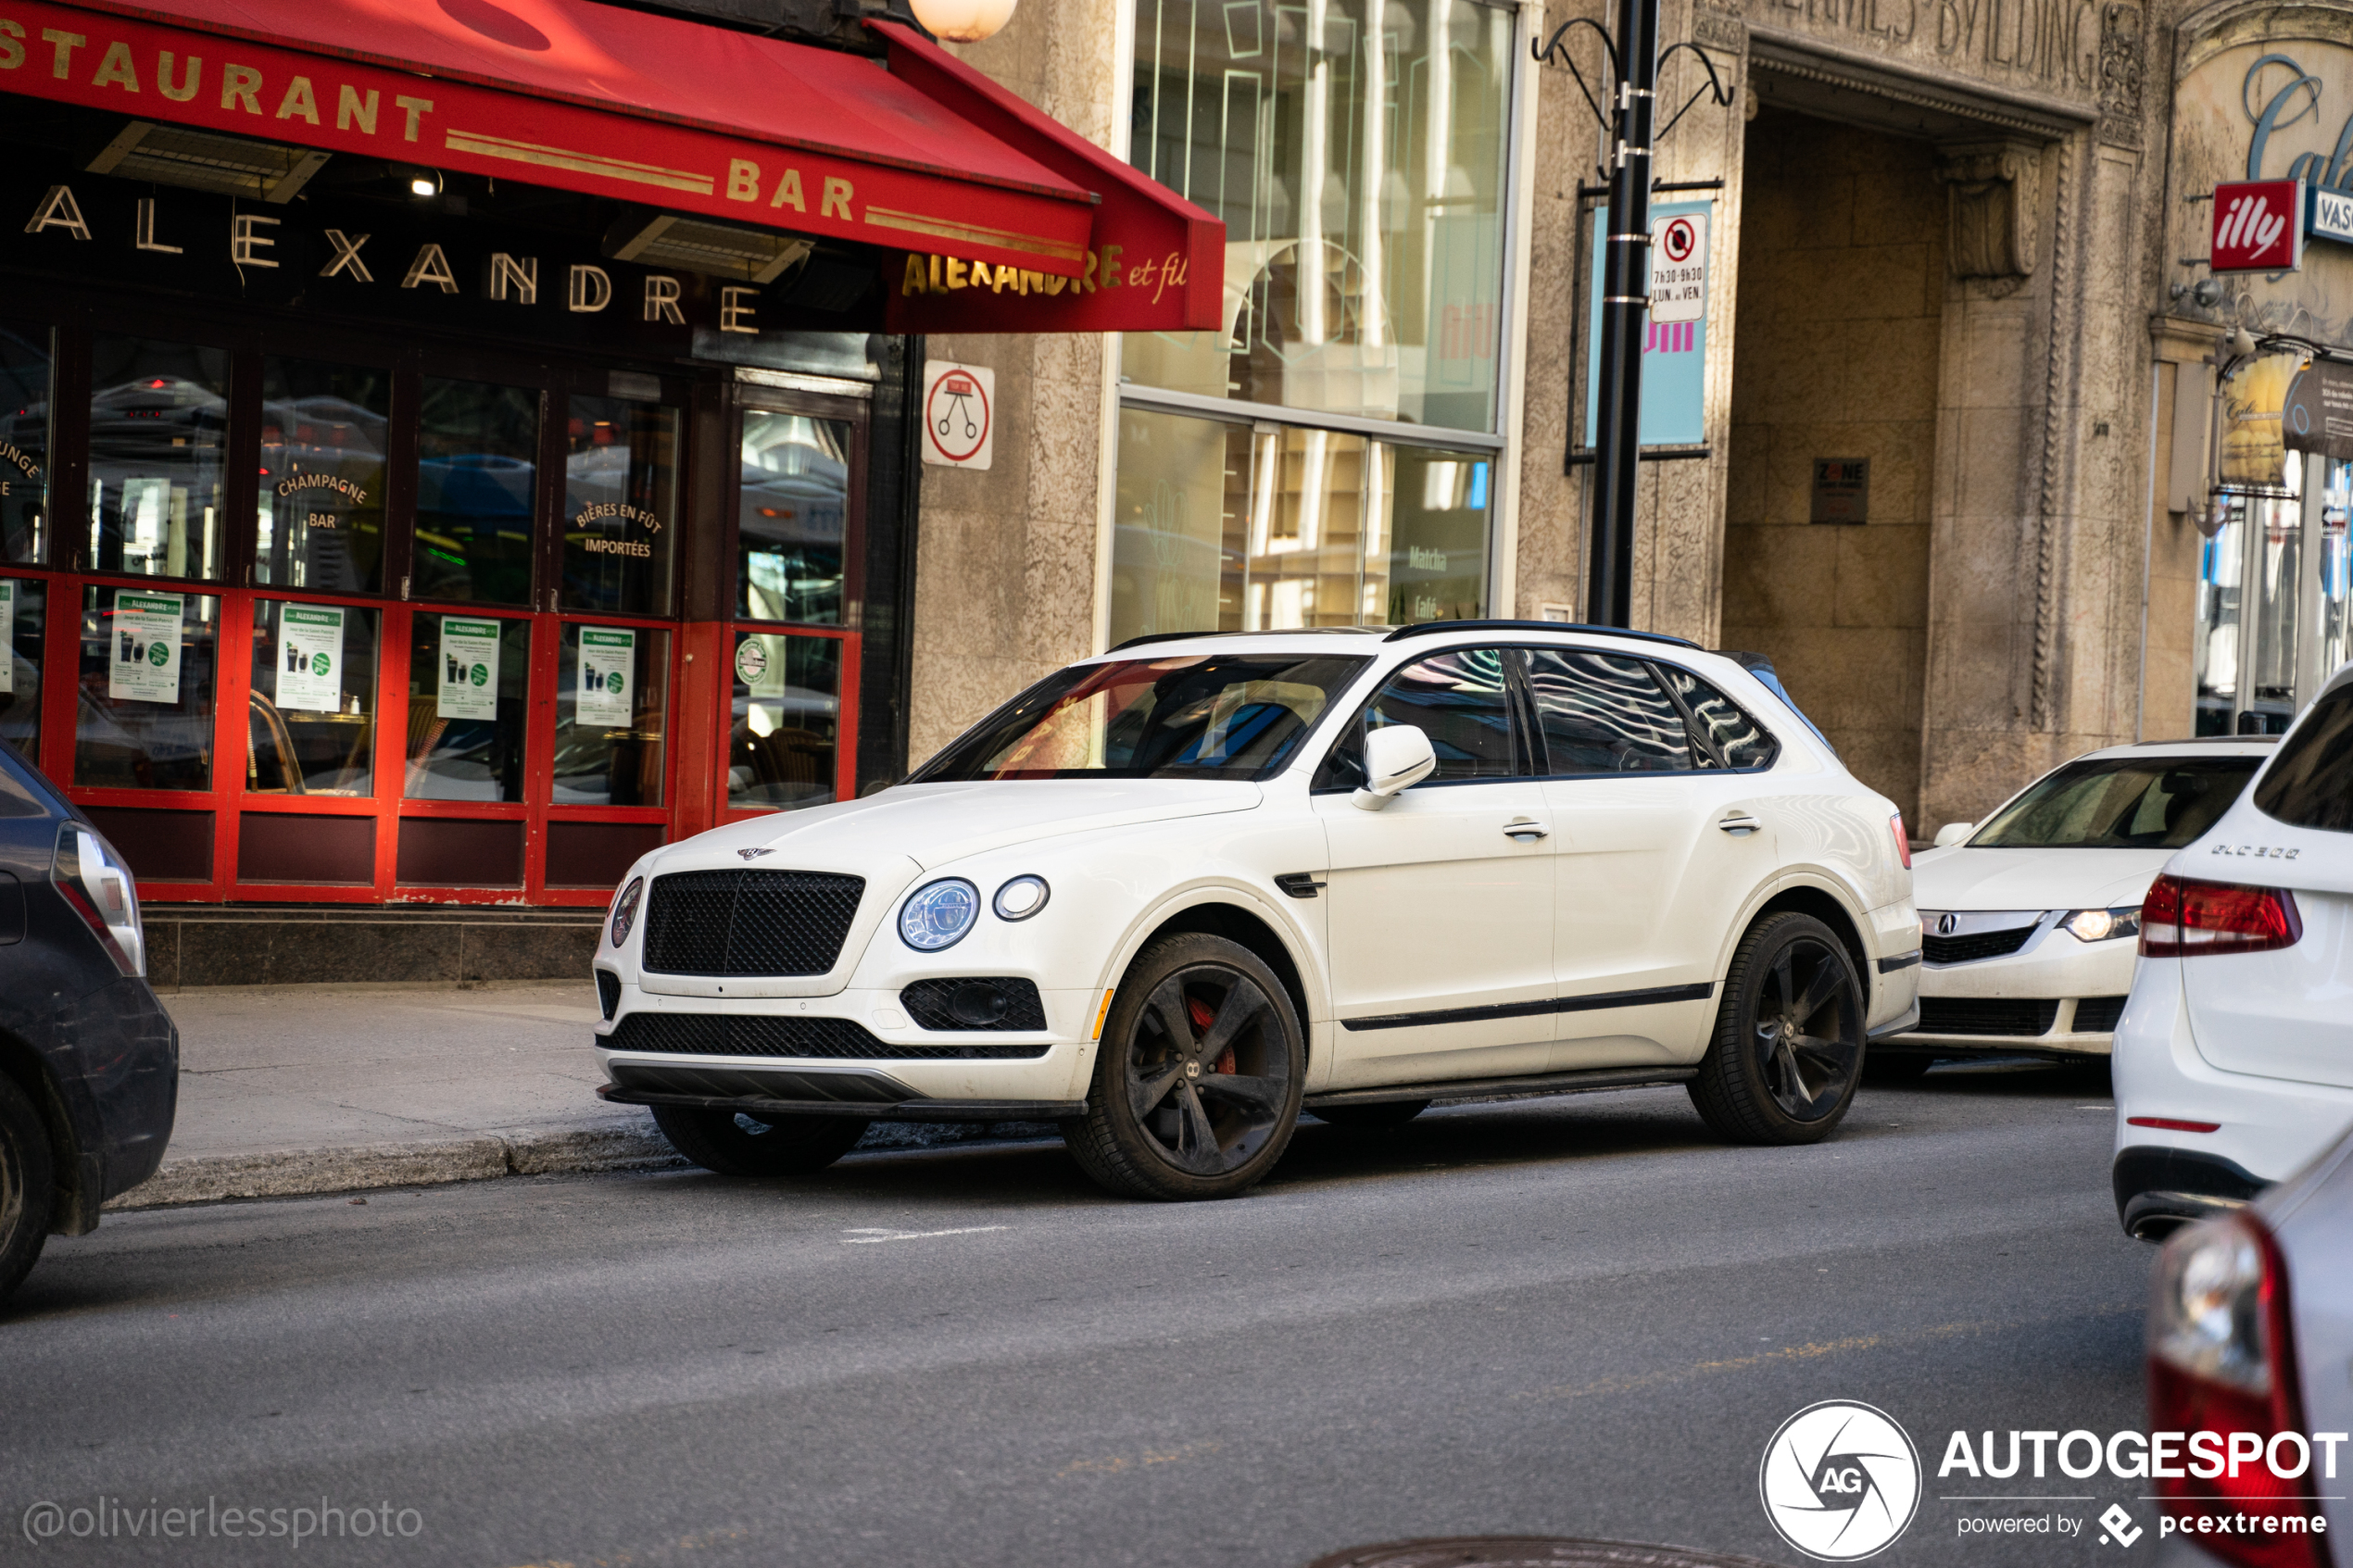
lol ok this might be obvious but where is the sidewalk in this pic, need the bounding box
[107,982,1044,1210]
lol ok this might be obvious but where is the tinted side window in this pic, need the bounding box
[1527,650,1692,773]
[2253,685,2353,833]
[1361,648,1517,783]
[1660,666,1779,769]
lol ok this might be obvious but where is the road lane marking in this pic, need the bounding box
[839,1225,1009,1244]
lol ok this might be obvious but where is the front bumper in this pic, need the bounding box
[594,983,1101,1117]
[1886,912,2138,1056]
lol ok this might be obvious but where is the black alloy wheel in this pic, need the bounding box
[1689,911,1865,1145]
[0,1073,55,1306]
[650,1104,871,1177]
[1065,934,1304,1200]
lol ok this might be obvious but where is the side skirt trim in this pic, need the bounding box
[1306,1064,1698,1110]
[1339,981,1715,1033]
[598,1084,1088,1123]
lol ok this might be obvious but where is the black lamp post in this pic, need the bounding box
[1534,9,1730,629]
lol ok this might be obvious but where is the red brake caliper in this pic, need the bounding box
[1186,997,1236,1074]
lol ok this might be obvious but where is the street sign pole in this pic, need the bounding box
[1586,0,1658,627]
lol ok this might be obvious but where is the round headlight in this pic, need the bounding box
[993,874,1050,922]
[900,878,980,951]
[609,876,644,947]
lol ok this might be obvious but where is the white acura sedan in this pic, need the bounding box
[592,623,1922,1200]
[1884,739,2272,1068]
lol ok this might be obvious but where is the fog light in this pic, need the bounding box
[948,981,1011,1028]
[993,874,1049,921]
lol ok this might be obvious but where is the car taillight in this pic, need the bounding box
[2138,875,2303,959]
[2147,1213,2323,1568]
[1889,812,1911,871]
[50,822,145,977]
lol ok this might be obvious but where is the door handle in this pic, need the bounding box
[1718,813,1761,836]
[1503,819,1550,841]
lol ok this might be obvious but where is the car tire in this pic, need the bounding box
[1688,912,1866,1146]
[1065,934,1305,1200]
[651,1105,870,1177]
[0,1073,55,1306]
[1862,1050,1936,1085]
[1309,1100,1430,1129]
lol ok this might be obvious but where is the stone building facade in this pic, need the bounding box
[930,0,2348,835]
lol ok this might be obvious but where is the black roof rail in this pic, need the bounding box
[1104,627,1392,653]
[1103,630,1235,653]
[1383,619,1700,649]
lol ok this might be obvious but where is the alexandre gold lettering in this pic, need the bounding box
[23,184,91,240]
[231,213,279,268]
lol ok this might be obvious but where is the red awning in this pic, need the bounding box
[2,0,1109,277]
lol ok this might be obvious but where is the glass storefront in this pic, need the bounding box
[1114,0,1515,646]
[2196,451,2353,734]
[1126,0,1515,430]
[1111,405,1493,641]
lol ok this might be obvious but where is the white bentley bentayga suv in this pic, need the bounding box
[592,622,1923,1200]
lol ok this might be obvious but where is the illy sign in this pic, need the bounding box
[2211,179,2306,272]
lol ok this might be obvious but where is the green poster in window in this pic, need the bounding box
[436,617,500,721]
[109,589,182,704]
[577,628,634,728]
[275,604,344,713]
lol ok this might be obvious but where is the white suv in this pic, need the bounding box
[593,623,1922,1200]
[2114,663,2353,1238]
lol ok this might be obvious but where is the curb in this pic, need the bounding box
[101,1117,1069,1211]
[103,1119,686,1211]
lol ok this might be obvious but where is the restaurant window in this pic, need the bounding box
[1,575,42,764]
[728,631,839,810]
[556,622,669,805]
[258,358,390,596]
[87,334,228,581]
[2196,451,2353,734]
[404,612,531,799]
[247,600,380,795]
[415,379,538,607]
[1,319,51,565]
[563,396,678,616]
[75,584,219,789]
[1109,407,1491,644]
[1126,0,1515,433]
[737,410,849,624]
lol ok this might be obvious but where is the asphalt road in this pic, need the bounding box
[3,1061,2154,1568]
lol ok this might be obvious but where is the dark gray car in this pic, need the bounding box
[0,737,177,1305]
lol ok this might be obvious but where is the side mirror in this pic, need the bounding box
[1932,822,1974,849]
[1353,725,1437,810]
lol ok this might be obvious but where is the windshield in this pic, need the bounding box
[910,654,1371,783]
[1969,757,2261,849]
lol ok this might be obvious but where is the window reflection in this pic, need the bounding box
[1110,406,1487,644]
[246,601,379,795]
[728,632,838,809]
[1,576,42,764]
[258,358,389,595]
[737,410,849,624]
[415,379,538,606]
[0,320,50,565]
[555,623,668,805]
[88,335,228,580]
[75,585,217,790]
[564,397,677,616]
[1126,0,1514,431]
[404,614,530,799]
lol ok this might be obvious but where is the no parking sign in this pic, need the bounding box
[922,360,994,470]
